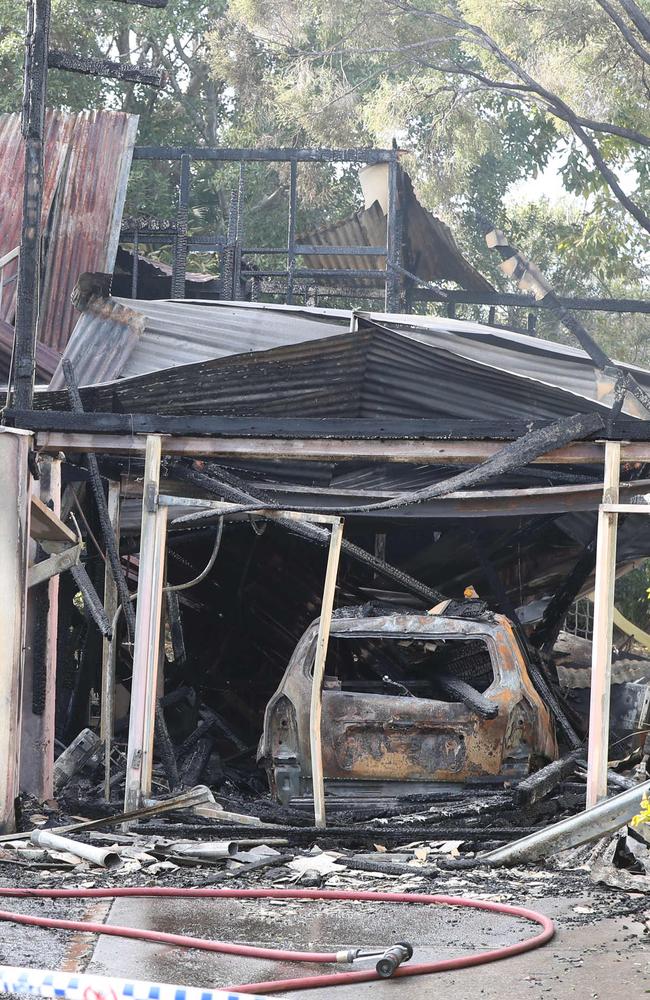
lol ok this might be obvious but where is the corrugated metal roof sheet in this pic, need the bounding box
[53,296,350,386]
[53,297,650,420]
[40,324,614,426]
[297,166,494,293]
[0,109,137,374]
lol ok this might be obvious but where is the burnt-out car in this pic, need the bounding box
[258,610,557,802]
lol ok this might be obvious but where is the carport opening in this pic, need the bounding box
[323,636,494,700]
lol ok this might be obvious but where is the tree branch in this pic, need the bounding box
[383,0,650,234]
[415,58,650,148]
[595,0,650,66]
[618,0,650,43]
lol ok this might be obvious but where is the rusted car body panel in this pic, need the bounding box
[259,613,557,801]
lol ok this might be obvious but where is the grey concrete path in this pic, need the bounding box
[85,891,650,999]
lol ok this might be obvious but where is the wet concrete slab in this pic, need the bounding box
[84,890,650,999]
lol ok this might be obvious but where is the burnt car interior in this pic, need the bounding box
[323,636,495,701]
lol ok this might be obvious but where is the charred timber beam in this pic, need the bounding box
[133,146,395,163]
[69,564,112,637]
[13,0,51,411]
[110,0,168,6]
[171,462,445,606]
[62,361,136,637]
[479,217,650,416]
[414,289,650,315]
[9,410,633,440]
[513,749,583,807]
[531,539,597,653]
[11,410,650,443]
[229,412,608,516]
[435,672,498,720]
[468,529,582,749]
[48,50,164,87]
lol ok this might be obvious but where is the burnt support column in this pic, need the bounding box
[124,436,167,813]
[13,0,51,411]
[20,453,62,800]
[0,429,32,831]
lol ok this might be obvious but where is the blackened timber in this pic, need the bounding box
[513,750,583,807]
[133,146,395,163]
[62,361,136,636]
[418,290,650,315]
[221,412,608,516]
[13,0,51,410]
[48,50,164,87]
[435,672,498,719]
[479,218,650,415]
[69,564,111,637]
[110,0,168,6]
[532,539,598,653]
[14,410,650,442]
[468,529,582,749]
[171,461,445,606]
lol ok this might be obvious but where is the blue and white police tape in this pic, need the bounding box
[0,967,268,1000]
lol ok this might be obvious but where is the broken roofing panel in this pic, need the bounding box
[0,109,138,377]
[297,163,494,293]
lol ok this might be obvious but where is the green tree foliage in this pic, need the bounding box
[216,1,650,346]
[2,2,649,350]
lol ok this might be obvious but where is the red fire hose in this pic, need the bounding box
[0,885,554,993]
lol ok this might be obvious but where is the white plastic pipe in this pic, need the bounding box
[30,829,121,868]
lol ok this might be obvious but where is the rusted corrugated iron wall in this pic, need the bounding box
[0,113,73,327]
[0,109,138,374]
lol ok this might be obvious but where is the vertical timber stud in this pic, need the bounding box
[13,0,51,410]
[286,158,297,305]
[0,429,32,832]
[586,441,621,808]
[385,148,400,314]
[124,436,168,813]
[20,453,61,800]
[101,480,120,799]
[171,153,190,299]
[310,517,344,829]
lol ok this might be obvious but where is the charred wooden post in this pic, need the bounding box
[0,429,32,832]
[171,153,191,299]
[13,0,51,411]
[20,454,62,800]
[124,436,168,813]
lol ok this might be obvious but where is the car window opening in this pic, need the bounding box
[323,636,494,700]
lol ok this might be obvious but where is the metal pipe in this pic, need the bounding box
[171,841,238,859]
[30,829,121,868]
[484,779,650,865]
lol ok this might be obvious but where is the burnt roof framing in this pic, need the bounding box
[124,145,650,325]
[125,144,402,310]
